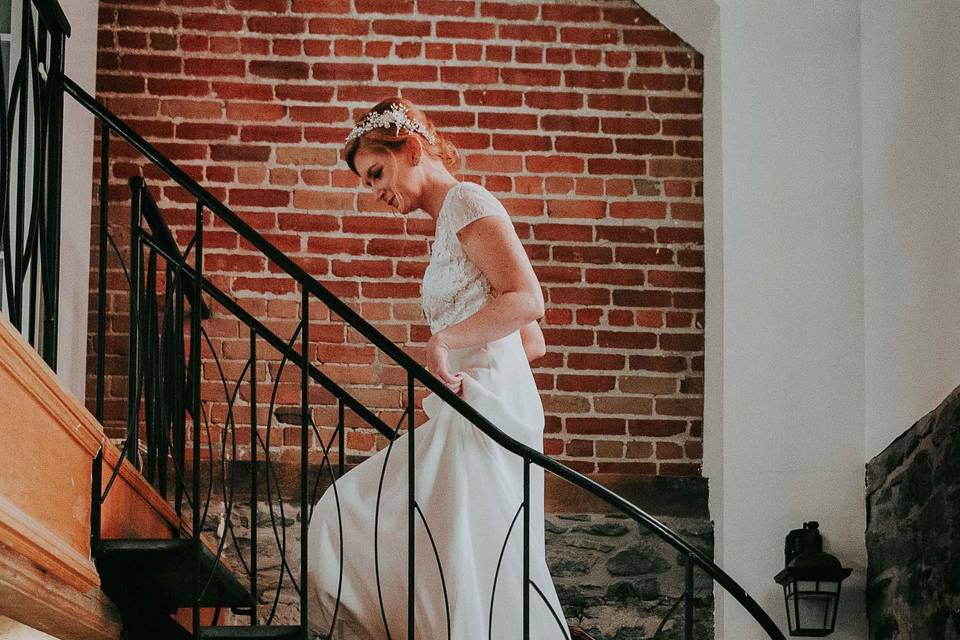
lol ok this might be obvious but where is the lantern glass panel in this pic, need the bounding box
[786,592,836,635]
[819,580,839,593]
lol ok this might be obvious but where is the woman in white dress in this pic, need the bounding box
[306,98,582,640]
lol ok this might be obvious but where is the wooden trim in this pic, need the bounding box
[0,315,102,457]
[100,441,180,530]
[0,541,120,640]
[0,496,99,591]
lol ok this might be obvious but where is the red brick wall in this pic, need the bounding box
[88,0,704,477]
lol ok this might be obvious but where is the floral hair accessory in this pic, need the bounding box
[345,102,437,145]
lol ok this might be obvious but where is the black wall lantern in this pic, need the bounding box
[774,521,852,636]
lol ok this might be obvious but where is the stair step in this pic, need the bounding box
[197,626,306,639]
[94,538,255,611]
[123,609,192,640]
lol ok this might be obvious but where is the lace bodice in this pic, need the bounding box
[420,181,512,334]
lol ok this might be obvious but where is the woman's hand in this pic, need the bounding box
[425,332,462,395]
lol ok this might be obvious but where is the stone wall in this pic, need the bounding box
[547,513,713,639]
[200,503,714,639]
[865,384,960,639]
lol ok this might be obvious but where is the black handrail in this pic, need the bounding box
[62,75,785,638]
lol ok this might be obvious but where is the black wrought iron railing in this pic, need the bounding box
[73,77,785,640]
[0,0,68,368]
[5,1,787,639]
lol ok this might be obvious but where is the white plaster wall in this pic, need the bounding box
[861,1,960,462]
[5,0,98,399]
[55,0,98,400]
[717,3,867,638]
[625,1,960,637]
[0,616,58,640]
[700,10,725,640]
[634,1,868,637]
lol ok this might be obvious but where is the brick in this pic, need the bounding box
[185,57,246,77]
[372,19,432,37]
[211,144,272,162]
[149,78,210,97]
[499,24,556,42]
[501,68,561,87]
[182,13,243,31]
[418,0,475,16]
[250,60,310,80]
[566,417,626,435]
[515,46,542,64]
[117,8,179,28]
[308,18,369,36]
[442,66,499,85]
[543,5,601,22]
[226,102,287,121]
[541,115,600,133]
[555,137,614,155]
[480,2,537,21]
[623,28,686,48]
[247,16,306,34]
[565,27,620,47]
[647,270,703,290]
[378,65,438,82]
[552,245,612,264]
[567,353,625,370]
[587,158,647,175]
[492,134,552,152]
[275,84,336,103]
[437,21,496,40]
[175,122,238,141]
[629,419,686,439]
[547,200,607,219]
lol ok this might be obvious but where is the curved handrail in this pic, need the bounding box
[64,74,785,639]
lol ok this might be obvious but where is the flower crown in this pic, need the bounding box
[344,102,437,145]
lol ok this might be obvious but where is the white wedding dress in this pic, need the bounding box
[306,181,569,640]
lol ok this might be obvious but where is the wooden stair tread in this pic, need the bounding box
[94,538,255,611]
[197,625,306,639]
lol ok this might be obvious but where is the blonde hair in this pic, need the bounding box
[342,97,461,176]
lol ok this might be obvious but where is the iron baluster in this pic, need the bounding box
[523,457,530,640]
[90,447,102,557]
[94,120,108,422]
[338,399,345,478]
[408,369,415,640]
[191,199,203,636]
[684,553,694,640]
[250,328,258,626]
[127,179,142,468]
[174,246,185,518]
[300,287,309,634]
[12,4,28,333]
[40,21,64,367]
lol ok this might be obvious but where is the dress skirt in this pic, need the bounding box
[306,329,569,640]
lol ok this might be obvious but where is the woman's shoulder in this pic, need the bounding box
[446,181,510,233]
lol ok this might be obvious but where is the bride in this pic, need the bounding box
[306,98,577,640]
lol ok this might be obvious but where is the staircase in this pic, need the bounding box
[2,2,787,639]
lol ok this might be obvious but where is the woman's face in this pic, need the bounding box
[354,145,419,214]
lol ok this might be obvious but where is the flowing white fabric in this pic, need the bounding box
[306,182,568,639]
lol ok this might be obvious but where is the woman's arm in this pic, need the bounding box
[430,214,545,351]
[519,318,546,363]
[423,202,544,391]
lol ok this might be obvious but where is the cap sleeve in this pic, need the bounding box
[447,183,511,235]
